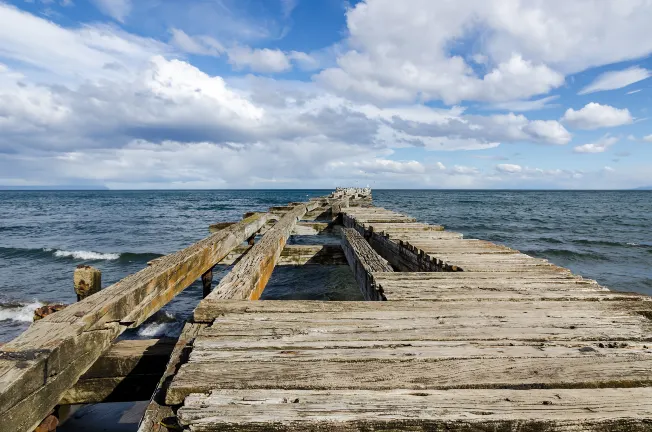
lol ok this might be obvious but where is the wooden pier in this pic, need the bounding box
[2,188,652,431]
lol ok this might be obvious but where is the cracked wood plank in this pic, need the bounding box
[177,388,652,431]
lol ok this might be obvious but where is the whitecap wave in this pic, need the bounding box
[0,301,43,322]
[50,249,120,260]
[137,321,183,338]
[136,311,183,338]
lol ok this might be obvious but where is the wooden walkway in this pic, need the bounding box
[2,188,652,431]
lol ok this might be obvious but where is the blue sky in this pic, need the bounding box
[0,0,651,189]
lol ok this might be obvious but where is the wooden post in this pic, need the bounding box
[74,265,102,301]
[201,267,213,299]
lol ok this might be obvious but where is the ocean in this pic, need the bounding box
[1,190,651,344]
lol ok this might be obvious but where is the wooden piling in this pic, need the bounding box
[73,265,102,301]
[201,268,213,299]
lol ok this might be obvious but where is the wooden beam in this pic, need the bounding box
[59,339,175,405]
[341,228,392,301]
[0,213,269,432]
[177,388,652,431]
[198,204,308,306]
[201,268,213,298]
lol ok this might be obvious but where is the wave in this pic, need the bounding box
[539,237,564,244]
[525,248,609,261]
[0,301,43,322]
[135,311,183,338]
[51,249,120,260]
[0,246,162,262]
[572,239,650,248]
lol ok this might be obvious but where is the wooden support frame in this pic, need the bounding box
[0,213,269,432]
[59,338,175,405]
[197,204,308,306]
[341,228,393,301]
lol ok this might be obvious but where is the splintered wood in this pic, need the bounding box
[169,196,652,431]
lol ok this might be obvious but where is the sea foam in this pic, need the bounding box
[50,249,120,260]
[0,301,43,322]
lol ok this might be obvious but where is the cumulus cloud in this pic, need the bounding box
[169,29,318,73]
[578,67,651,95]
[2,2,650,188]
[562,103,633,130]
[315,0,652,105]
[573,135,619,154]
[387,112,571,147]
[227,46,292,73]
[644,135,652,143]
[496,164,523,174]
[0,3,169,82]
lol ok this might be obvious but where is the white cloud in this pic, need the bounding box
[627,89,642,95]
[315,0,652,105]
[562,103,633,130]
[490,96,559,112]
[0,4,169,82]
[169,30,318,73]
[578,67,651,95]
[170,29,224,57]
[496,164,523,174]
[522,120,572,145]
[227,46,291,73]
[644,135,652,143]
[573,135,619,154]
[90,0,131,23]
[342,159,426,175]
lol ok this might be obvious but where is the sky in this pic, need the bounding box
[0,0,651,189]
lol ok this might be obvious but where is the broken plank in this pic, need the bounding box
[137,323,207,432]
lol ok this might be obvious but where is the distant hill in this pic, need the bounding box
[633,186,652,190]
[0,185,109,190]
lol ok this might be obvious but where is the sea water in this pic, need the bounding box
[1,190,651,343]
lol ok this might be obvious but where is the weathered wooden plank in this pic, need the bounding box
[188,340,652,363]
[192,298,652,320]
[341,228,393,300]
[200,204,307,303]
[178,388,652,431]
[0,214,268,432]
[167,355,652,404]
[220,245,347,266]
[137,323,207,432]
